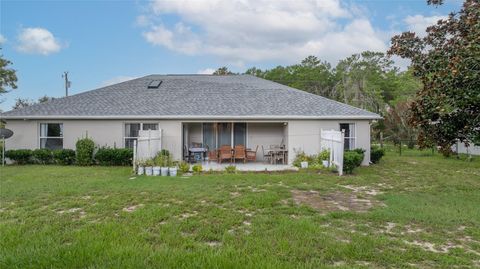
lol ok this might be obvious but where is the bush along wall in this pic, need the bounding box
[95,147,133,166]
[32,149,53,164]
[343,149,365,174]
[370,146,385,164]
[5,149,33,165]
[53,149,76,165]
[76,137,95,166]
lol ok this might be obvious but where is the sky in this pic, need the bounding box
[0,0,462,111]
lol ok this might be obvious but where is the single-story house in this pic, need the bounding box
[1,75,381,165]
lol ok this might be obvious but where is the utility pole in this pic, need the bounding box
[62,71,71,96]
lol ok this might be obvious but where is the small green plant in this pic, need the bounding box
[178,162,190,173]
[5,149,32,165]
[145,159,154,167]
[192,164,203,173]
[154,154,165,166]
[32,148,53,164]
[370,146,385,164]
[53,149,76,165]
[318,149,330,161]
[76,137,95,166]
[292,151,316,167]
[343,151,363,174]
[225,165,236,173]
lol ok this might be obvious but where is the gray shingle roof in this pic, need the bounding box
[2,75,381,119]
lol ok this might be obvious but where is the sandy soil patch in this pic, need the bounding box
[122,204,144,212]
[291,189,381,213]
[205,241,222,247]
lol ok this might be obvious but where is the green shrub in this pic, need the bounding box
[95,147,133,166]
[352,148,366,156]
[53,149,76,165]
[5,149,33,164]
[160,149,170,156]
[343,151,363,174]
[32,148,53,164]
[225,165,236,173]
[318,149,330,161]
[292,151,316,167]
[370,146,385,164]
[178,162,190,173]
[76,138,95,166]
[192,164,203,173]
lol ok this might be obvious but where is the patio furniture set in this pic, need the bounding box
[184,144,288,165]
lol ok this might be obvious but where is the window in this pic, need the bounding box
[40,123,63,150]
[233,123,246,146]
[340,123,356,150]
[124,123,158,148]
[202,123,216,150]
[217,123,232,147]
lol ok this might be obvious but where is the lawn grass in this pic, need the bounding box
[1,151,479,268]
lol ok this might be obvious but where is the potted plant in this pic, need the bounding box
[319,149,330,168]
[153,155,162,176]
[145,159,154,176]
[168,157,178,177]
[160,154,169,176]
[137,159,145,175]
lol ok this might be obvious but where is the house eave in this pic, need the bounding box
[2,115,382,120]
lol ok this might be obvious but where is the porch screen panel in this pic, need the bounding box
[202,123,217,150]
[233,123,246,146]
[218,123,232,147]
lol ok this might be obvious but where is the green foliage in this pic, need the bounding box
[155,150,173,166]
[178,162,190,174]
[0,52,18,94]
[32,149,53,164]
[53,149,76,165]
[389,0,480,155]
[225,165,236,174]
[343,151,364,174]
[145,159,154,167]
[75,138,95,166]
[318,149,330,161]
[351,148,366,156]
[95,147,133,166]
[292,151,316,168]
[5,149,32,164]
[382,101,418,147]
[192,164,203,173]
[370,146,385,164]
[212,66,234,75]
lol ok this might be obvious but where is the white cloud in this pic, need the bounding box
[16,27,63,55]
[197,68,215,74]
[101,76,138,87]
[404,14,447,37]
[140,0,388,65]
[0,34,6,44]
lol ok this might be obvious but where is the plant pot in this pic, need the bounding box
[300,161,308,168]
[153,166,161,176]
[169,167,177,177]
[145,166,153,176]
[322,160,329,168]
[137,166,145,175]
[161,167,169,176]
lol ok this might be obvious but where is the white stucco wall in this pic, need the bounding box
[5,119,372,165]
[287,120,371,165]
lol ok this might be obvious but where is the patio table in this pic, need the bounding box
[267,148,288,165]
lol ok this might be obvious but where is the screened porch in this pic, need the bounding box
[182,122,288,165]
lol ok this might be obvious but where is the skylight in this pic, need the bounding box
[147,80,162,89]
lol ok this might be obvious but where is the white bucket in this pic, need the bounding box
[137,166,144,175]
[145,167,153,176]
[153,166,161,176]
[161,167,169,176]
[169,167,177,177]
[300,161,308,168]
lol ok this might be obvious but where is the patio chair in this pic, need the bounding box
[246,145,258,162]
[208,149,218,163]
[262,145,272,164]
[218,145,233,164]
[233,145,246,163]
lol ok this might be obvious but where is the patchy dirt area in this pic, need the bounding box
[291,189,383,214]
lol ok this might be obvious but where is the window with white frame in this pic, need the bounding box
[39,123,63,150]
[339,123,356,150]
[124,123,158,148]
